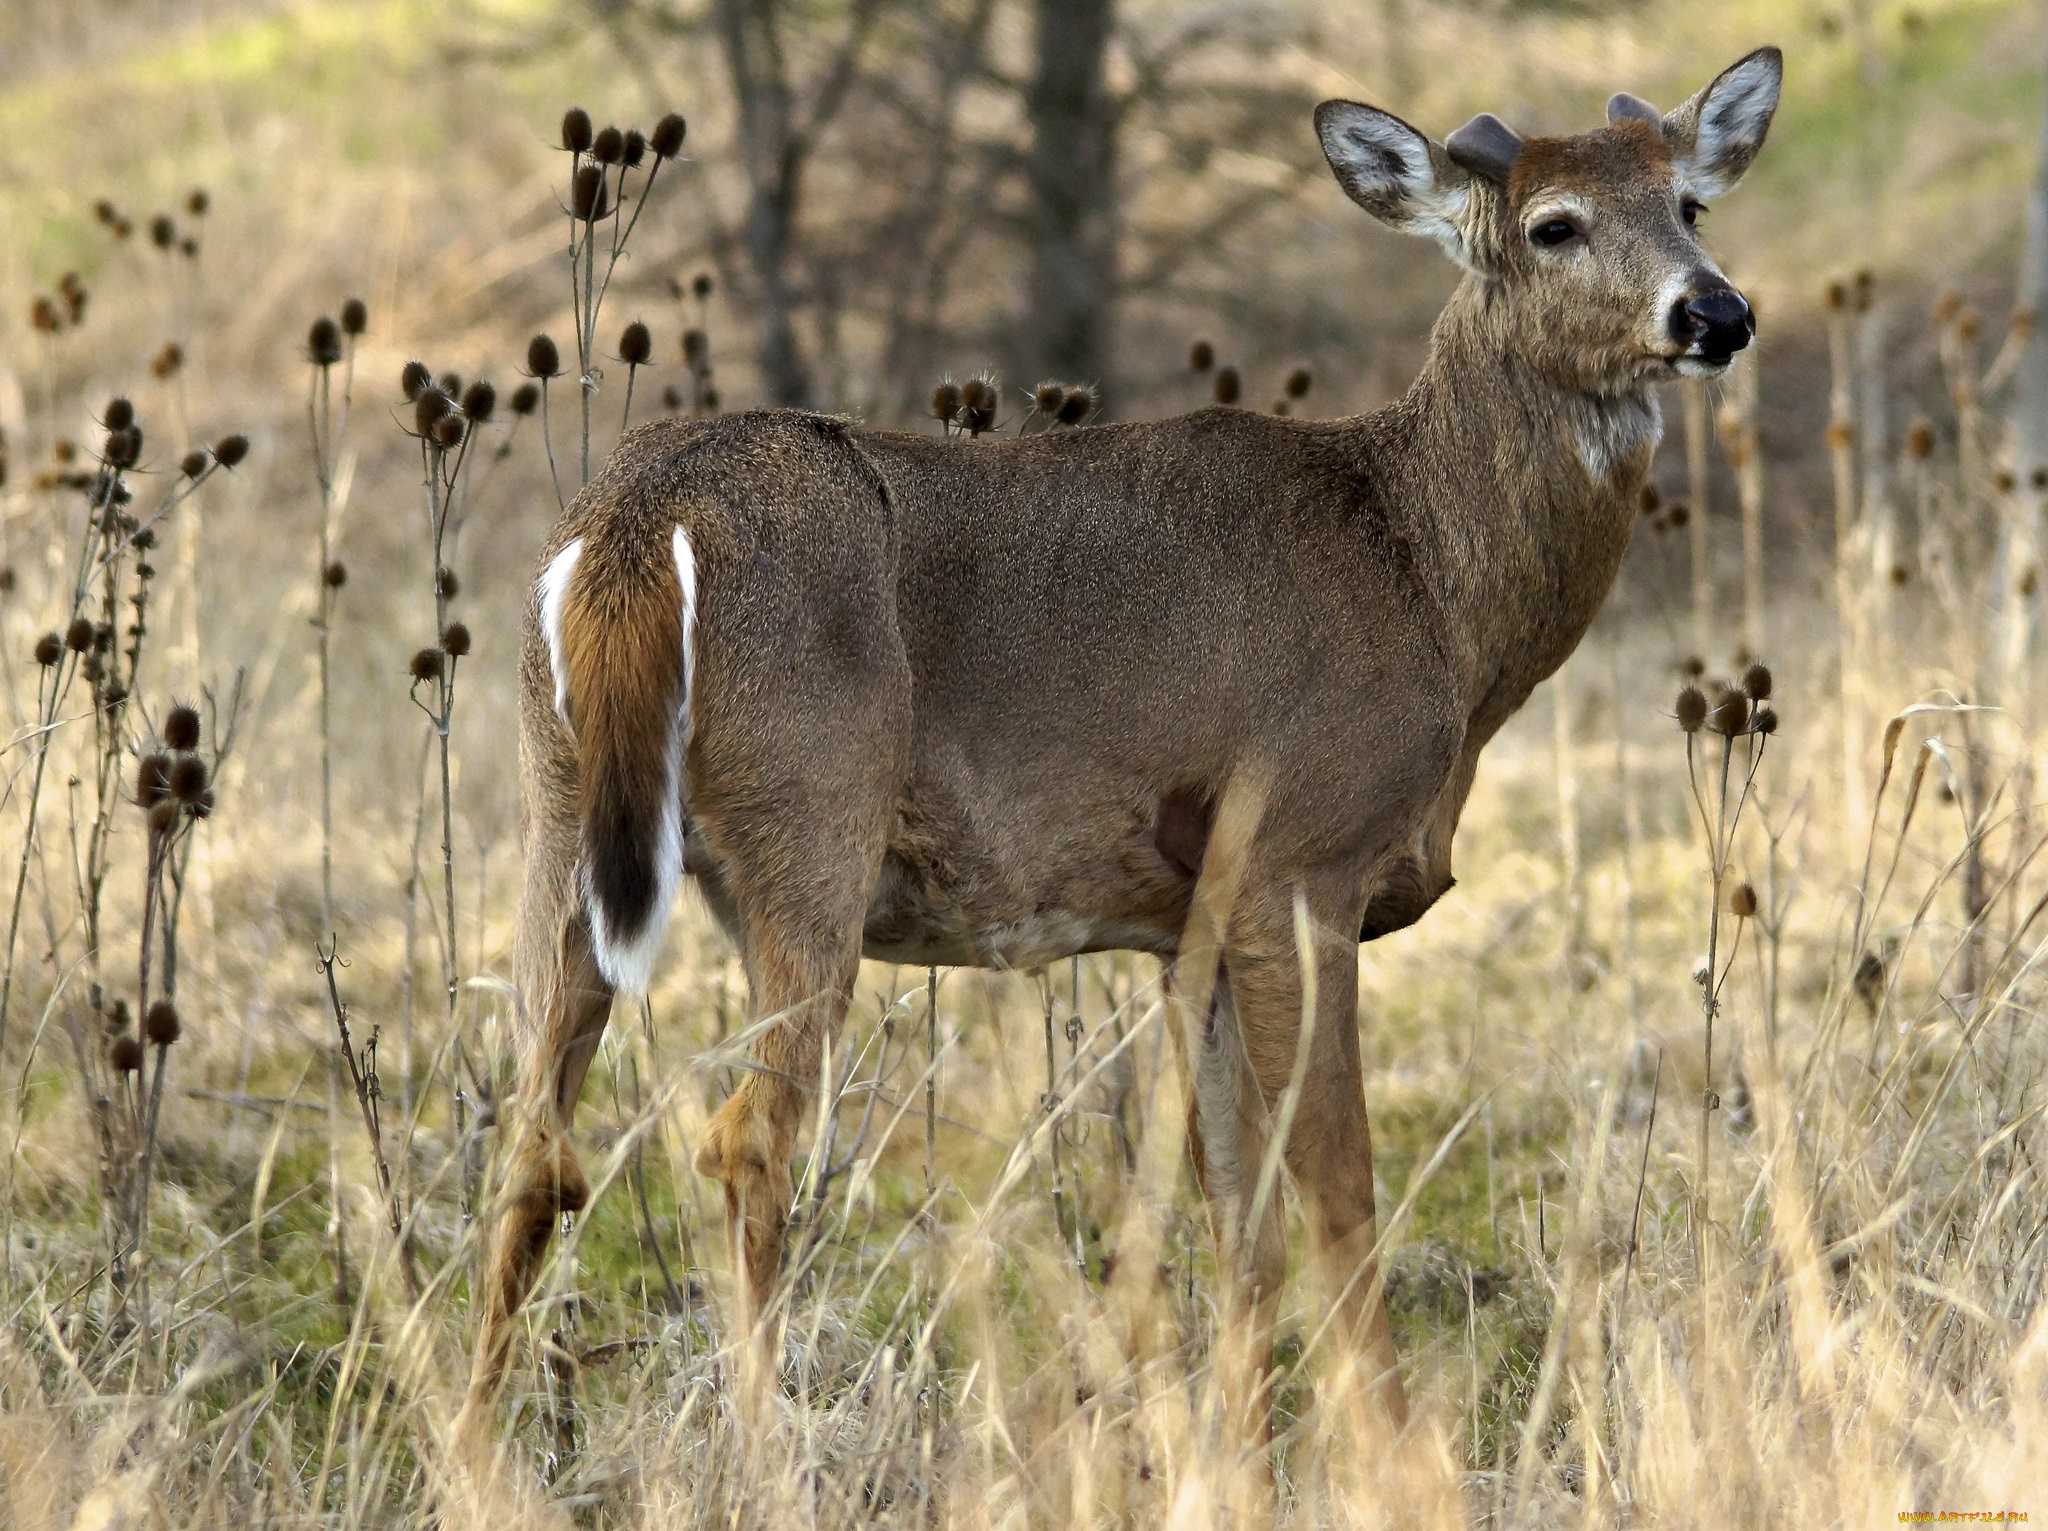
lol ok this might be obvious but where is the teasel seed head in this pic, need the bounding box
[169,755,209,803]
[703,387,719,411]
[340,297,368,336]
[1032,381,1066,416]
[410,647,445,682]
[1675,684,1708,733]
[562,107,593,153]
[1710,687,1750,736]
[150,214,175,249]
[191,788,215,819]
[958,374,998,435]
[308,316,344,367]
[179,238,198,259]
[29,297,60,334]
[437,371,463,399]
[144,1000,180,1046]
[662,385,682,411]
[622,129,647,167]
[1729,883,1758,919]
[1996,469,2017,494]
[1906,418,1936,459]
[414,389,453,437]
[1284,366,1312,399]
[164,705,201,751]
[431,412,467,449]
[1212,366,1241,405]
[65,618,95,653]
[440,622,472,656]
[104,397,135,431]
[136,753,172,806]
[95,199,118,225]
[401,361,432,401]
[1639,484,1661,514]
[526,334,562,378]
[930,380,961,423]
[592,125,625,164]
[324,560,348,589]
[651,113,688,159]
[1752,705,1779,735]
[572,164,610,221]
[1056,386,1095,426]
[1188,339,1214,373]
[113,218,132,240]
[33,634,61,667]
[0,568,13,594]
[436,567,460,599]
[104,427,141,469]
[111,1035,143,1074]
[1824,278,1847,312]
[691,270,712,299]
[180,449,208,478]
[1740,662,1773,701]
[620,321,653,366]
[510,382,540,416]
[186,188,209,218]
[461,380,497,423]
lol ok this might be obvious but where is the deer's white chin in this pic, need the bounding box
[1673,354,1735,380]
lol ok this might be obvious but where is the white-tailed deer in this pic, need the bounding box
[460,46,1781,1453]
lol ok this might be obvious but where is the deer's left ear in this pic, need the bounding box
[1663,47,1782,200]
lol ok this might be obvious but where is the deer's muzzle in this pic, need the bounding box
[1670,286,1755,366]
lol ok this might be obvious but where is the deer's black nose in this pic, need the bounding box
[1670,287,1755,363]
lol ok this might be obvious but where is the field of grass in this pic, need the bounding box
[5,1,2048,1526]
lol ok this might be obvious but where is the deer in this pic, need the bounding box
[457,45,1782,1461]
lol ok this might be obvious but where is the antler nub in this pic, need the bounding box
[1607,92,1661,127]
[1443,112,1523,185]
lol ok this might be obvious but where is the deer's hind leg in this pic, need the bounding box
[689,776,895,1326]
[461,718,617,1441]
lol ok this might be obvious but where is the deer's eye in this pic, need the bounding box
[1529,218,1580,248]
[1682,199,1707,228]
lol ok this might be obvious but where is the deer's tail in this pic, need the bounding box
[536,523,697,994]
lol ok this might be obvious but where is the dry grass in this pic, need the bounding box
[5,1,2048,1527]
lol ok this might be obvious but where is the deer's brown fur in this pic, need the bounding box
[459,47,1782,1459]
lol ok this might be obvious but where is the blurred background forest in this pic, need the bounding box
[6,0,2048,1526]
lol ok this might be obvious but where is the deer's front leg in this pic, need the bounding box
[1224,881,1410,1435]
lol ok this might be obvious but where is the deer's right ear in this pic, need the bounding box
[1316,101,1475,265]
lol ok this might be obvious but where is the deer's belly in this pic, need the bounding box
[858,852,1176,967]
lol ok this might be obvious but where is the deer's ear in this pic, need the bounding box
[1663,47,1782,200]
[1316,100,1476,266]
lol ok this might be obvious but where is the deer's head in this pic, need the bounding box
[1316,48,1781,394]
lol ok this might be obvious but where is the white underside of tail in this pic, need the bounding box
[540,528,698,997]
[538,538,585,728]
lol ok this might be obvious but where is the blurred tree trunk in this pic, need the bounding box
[2011,34,2048,499]
[2000,29,2048,693]
[1022,0,1118,400]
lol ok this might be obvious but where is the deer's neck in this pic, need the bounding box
[1380,277,1657,728]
